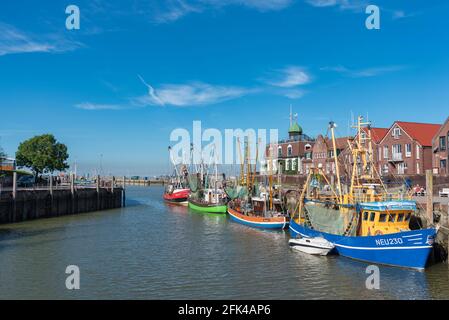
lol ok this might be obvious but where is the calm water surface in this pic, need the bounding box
[1,186,448,299]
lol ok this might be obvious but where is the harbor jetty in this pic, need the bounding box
[0,174,124,224]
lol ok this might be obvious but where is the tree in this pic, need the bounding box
[15,134,69,179]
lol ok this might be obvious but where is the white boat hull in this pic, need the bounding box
[288,238,334,256]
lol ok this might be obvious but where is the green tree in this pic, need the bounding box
[15,134,69,178]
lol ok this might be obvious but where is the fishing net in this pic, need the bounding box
[188,174,199,192]
[225,185,249,200]
[305,202,356,235]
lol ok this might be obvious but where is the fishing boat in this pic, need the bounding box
[226,137,289,229]
[163,146,190,205]
[187,145,228,214]
[289,116,436,270]
[163,186,190,205]
[288,236,334,255]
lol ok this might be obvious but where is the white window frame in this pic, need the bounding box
[383,146,389,159]
[287,144,293,157]
[393,127,401,139]
[416,145,420,159]
[405,144,411,157]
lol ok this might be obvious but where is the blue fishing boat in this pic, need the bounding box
[289,202,436,270]
[290,117,437,270]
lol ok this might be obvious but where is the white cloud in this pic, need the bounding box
[281,88,306,99]
[265,66,311,88]
[0,23,82,57]
[153,0,293,23]
[320,65,406,77]
[133,81,255,107]
[305,0,337,7]
[75,103,123,110]
[305,0,367,11]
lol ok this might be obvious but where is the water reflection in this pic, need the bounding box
[0,186,448,299]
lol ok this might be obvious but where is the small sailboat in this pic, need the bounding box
[289,236,334,256]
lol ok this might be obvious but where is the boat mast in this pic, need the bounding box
[329,121,343,205]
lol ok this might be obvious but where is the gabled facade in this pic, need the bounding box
[377,121,441,175]
[432,116,449,175]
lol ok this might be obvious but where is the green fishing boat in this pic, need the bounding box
[188,197,227,214]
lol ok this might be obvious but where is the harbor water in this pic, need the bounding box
[1,186,449,300]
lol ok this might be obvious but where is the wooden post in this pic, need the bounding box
[426,169,433,225]
[12,171,17,200]
[49,174,53,197]
[70,173,75,195]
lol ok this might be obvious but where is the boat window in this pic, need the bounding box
[369,212,376,222]
[389,214,396,222]
[397,213,405,222]
[379,214,387,222]
[363,211,369,221]
[405,213,411,221]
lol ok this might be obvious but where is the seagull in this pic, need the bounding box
[137,74,164,106]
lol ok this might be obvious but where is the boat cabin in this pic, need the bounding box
[358,201,414,236]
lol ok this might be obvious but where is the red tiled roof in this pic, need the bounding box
[395,121,441,146]
[360,127,389,144]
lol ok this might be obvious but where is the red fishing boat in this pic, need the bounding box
[163,146,190,205]
[163,187,190,205]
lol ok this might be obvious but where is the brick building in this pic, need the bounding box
[432,116,449,175]
[377,121,441,176]
[263,109,314,175]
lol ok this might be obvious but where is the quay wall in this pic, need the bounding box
[0,188,123,224]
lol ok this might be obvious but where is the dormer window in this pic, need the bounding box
[393,127,401,139]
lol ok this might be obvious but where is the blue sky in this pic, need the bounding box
[0,0,448,176]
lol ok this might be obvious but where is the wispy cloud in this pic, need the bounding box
[320,65,407,78]
[153,0,293,23]
[305,0,367,12]
[133,80,256,107]
[75,103,123,110]
[264,66,311,88]
[0,23,82,57]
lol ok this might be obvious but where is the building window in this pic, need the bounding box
[393,127,401,138]
[305,144,312,151]
[285,159,290,171]
[292,159,296,171]
[278,146,282,158]
[383,164,389,174]
[416,163,420,175]
[287,145,292,156]
[305,152,312,160]
[441,159,447,169]
[383,146,389,159]
[328,150,334,158]
[405,144,411,157]
[440,136,447,151]
[416,145,420,159]
[378,147,382,161]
